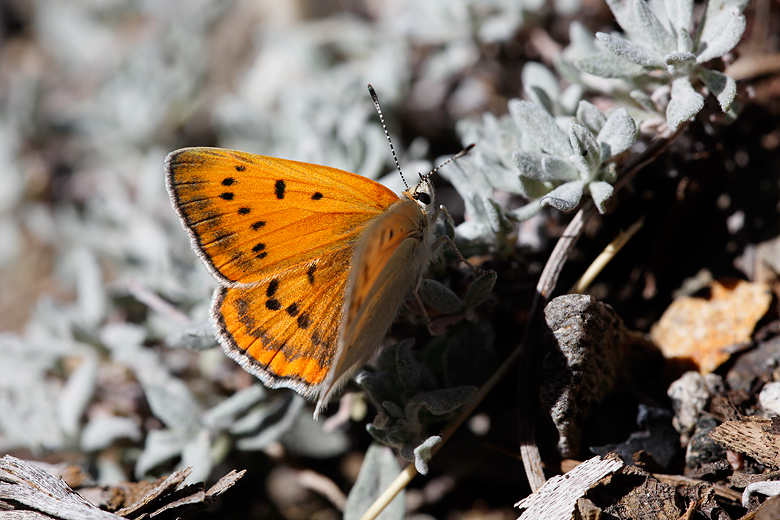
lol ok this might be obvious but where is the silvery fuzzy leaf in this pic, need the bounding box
[166,323,218,351]
[355,370,399,408]
[410,386,477,415]
[597,108,637,160]
[508,200,543,222]
[443,320,497,388]
[519,176,554,200]
[135,428,189,478]
[413,435,441,475]
[73,248,107,330]
[508,99,571,158]
[375,341,402,374]
[344,443,404,520]
[137,366,202,434]
[396,340,425,397]
[366,424,389,445]
[576,100,608,134]
[57,353,98,437]
[80,416,141,452]
[541,181,586,211]
[695,6,746,63]
[596,32,665,69]
[382,400,405,419]
[575,52,649,79]
[633,0,677,54]
[569,121,601,178]
[606,0,642,37]
[100,322,146,352]
[540,154,579,183]
[698,67,737,112]
[463,271,497,310]
[666,77,705,130]
[281,408,350,458]
[96,458,128,486]
[664,0,693,39]
[514,152,544,181]
[229,394,289,435]
[483,196,507,234]
[630,89,657,111]
[514,151,578,182]
[418,279,463,314]
[676,24,694,53]
[525,86,555,117]
[696,0,750,47]
[555,0,583,16]
[385,422,414,447]
[236,394,304,451]
[201,384,266,430]
[665,51,697,75]
[522,62,561,105]
[180,429,212,484]
[560,84,585,115]
[588,181,615,214]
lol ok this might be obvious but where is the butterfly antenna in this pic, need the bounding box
[424,143,475,179]
[368,84,408,190]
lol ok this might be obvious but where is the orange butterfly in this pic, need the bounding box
[166,86,481,416]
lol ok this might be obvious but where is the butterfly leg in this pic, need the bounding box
[412,282,435,332]
[431,205,488,274]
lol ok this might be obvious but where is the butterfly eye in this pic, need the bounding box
[416,192,431,205]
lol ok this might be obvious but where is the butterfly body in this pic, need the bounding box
[166,147,438,414]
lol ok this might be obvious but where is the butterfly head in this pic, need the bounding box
[405,173,436,214]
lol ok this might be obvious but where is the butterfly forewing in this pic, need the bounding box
[166,148,400,285]
[215,247,352,393]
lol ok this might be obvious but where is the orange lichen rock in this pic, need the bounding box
[650,279,772,374]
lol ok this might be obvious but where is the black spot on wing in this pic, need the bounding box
[266,279,279,297]
[286,302,299,316]
[235,165,246,172]
[307,264,316,285]
[265,298,281,310]
[219,192,234,200]
[312,192,323,200]
[297,312,311,329]
[275,180,286,199]
[238,207,251,215]
[251,221,266,231]
[221,178,235,186]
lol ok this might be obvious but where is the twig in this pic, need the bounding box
[570,217,644,294]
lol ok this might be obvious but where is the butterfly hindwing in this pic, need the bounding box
[165,147,400,285]
[318,199,436,406]
[215,247,354,393]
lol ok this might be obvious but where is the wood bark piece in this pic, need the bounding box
[597,465,683,520]
[514,455,624,519]
[0,456,245,520]
[0,456,119,520]
[710,416,780,469]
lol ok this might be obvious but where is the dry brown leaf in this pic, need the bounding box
[650,279,772,374]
